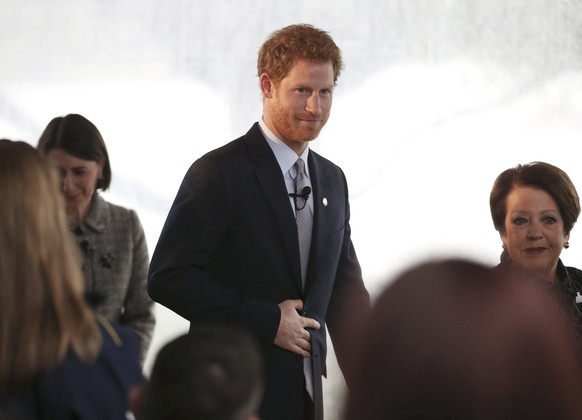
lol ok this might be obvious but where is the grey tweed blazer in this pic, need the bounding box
[71,193,155,361]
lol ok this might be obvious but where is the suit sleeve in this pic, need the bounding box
[325,172,371,387]
[147,156,280,344]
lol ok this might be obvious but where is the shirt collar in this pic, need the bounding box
[70,193,108,233]
[259,118,310,178]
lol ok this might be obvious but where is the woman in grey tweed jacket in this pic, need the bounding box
[37,113,155,362]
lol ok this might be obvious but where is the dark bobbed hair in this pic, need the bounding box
[257,23,344,87]
[490,161,580,235]
[142,325,264,420]
[37,114,112,191]
[346,258,582,420]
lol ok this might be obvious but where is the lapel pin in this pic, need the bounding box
[322,198,328,207]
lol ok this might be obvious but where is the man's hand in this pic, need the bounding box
[274,299,321,357]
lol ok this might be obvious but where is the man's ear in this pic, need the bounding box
[259,73,273,98]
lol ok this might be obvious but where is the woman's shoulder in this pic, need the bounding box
[58,317,144,395]
[54,316,142,382]
[2,317,144,420]
[95,315,143,376]
[565,264,582,281]
[92,194,143,230]
[95,193,138,218]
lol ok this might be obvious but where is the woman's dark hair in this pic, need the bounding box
[142,325,264,420]
[37,114,112,191]
[490,161,580,235]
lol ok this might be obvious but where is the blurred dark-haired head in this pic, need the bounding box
[141,325,264,420]
[346,258,582,420]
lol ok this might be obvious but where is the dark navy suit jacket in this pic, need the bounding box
[0,319,143,420]
[148,123,370,420]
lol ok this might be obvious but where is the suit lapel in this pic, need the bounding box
[305,151,332,295]
[245,124,303,292]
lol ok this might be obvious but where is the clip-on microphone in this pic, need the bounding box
[289,186,311,200]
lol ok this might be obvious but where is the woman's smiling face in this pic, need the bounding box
[501,185,569,281]
[46,148,103,222]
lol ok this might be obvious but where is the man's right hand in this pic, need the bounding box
[274,299,321,357]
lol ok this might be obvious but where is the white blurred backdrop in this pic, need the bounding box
[2,1,582,418]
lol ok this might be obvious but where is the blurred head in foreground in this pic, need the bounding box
[140,325,264,420]
[345,258,582,420]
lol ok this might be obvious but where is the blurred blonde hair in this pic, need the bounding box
[0,140,101,394]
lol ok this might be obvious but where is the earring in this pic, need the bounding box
[565,241,570,249]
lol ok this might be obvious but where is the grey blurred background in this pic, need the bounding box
[2,1,581,418]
